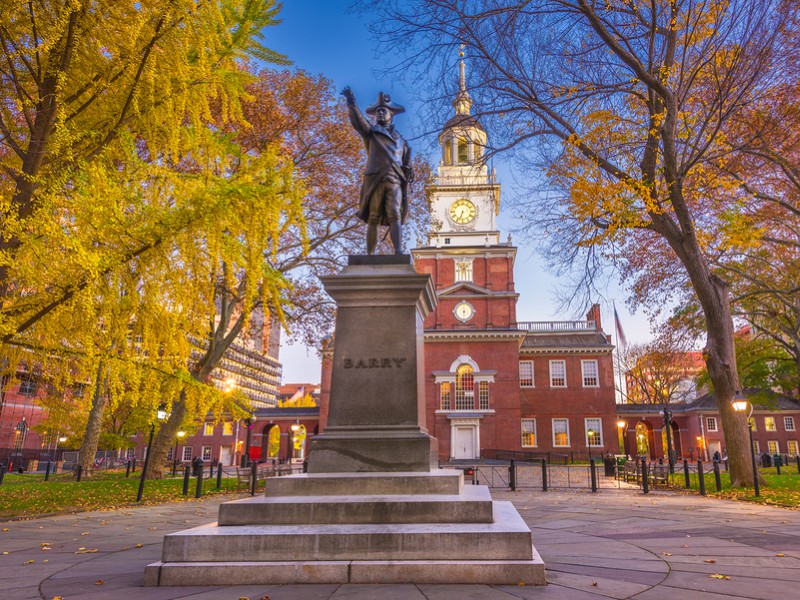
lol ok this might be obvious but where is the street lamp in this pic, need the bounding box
[661,407,675,474]
[137,406,169,502]
[172,430,186,476]
[732,390,760,497]
[241,416,256,467]
[617,421,628,457]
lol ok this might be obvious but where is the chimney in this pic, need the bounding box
[586,304,602,330]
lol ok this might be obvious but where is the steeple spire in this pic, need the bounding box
[453,45,472,116]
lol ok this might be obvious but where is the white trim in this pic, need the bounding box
[552,418,570,447]
[585,417,603,447]
[521,418,537,447]
[448,355,480,372]
[581,359,599,387]
[519,360,534,388]
[549,360,567,388]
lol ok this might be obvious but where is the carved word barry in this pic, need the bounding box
[343,358,407,369]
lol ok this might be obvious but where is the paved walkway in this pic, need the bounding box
[1,487,799,599]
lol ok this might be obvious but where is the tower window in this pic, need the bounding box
[457,139,468,163]
[455,364,475,410]
[454,258,473,282]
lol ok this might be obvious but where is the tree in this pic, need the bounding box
[621,329,702,406]
[0,0,287,342]
[372,0,789,487]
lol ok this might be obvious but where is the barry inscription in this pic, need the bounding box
[343,358,407,369]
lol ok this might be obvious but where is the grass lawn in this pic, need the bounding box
[0,469,243,519]
[670,466,800,506]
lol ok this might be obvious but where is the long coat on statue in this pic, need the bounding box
[347,102,412,226]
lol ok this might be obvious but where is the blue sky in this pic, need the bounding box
[266,1,652,383]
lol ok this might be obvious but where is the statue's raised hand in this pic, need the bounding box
[342,86,355,105]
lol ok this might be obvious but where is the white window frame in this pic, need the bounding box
[706,417,718,432]
[167,447,174,461]
[765,416,777,432]
[454,258,473,283]
[182,446,193,462]
[585,418,603,447]
[552,418,570,447]
[440,381,451,410]
[753,440,760,455]
[767,440,779,455]
[784,416,795,432]
[202,445,212,461]
[519,360,534,388]
[549,360,567,388]
[521,419,537,447]
[581,360,599,387]
[222,422,234,436]
[478,381,490,410]
[788,440,799,456]
[203,422,214,436]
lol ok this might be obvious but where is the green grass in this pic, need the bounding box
[669,466,800,506]
[0,469,244,519]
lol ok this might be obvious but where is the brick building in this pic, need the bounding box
[320,59,618,462]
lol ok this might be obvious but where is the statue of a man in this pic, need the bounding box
[342,87,413,255]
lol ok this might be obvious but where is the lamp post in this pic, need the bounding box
[290,421,301,462]
[661,407,674,474]
[732,390,760,497]
[172,430,186,476]
[137,407,168,502]
[617,420,628,457]
[587,428,594,460]
[241,417,256,467]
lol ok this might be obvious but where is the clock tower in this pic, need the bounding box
[412,56,523,461]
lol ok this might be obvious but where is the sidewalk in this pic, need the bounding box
[1,487,798,599]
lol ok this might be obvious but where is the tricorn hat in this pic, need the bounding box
[365,91,405,115]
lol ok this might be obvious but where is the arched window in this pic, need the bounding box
[455,364,475,410]
[457,138,468,163]
[267,425,280,459]
[292,424,307,459]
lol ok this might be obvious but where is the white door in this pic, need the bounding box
[708,441,721,460]
[454,427,475,459]
[219,446,232,466]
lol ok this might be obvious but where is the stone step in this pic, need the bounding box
[265,469,464,496]
[146,551,546,586]
[219,485,493,525]
[162,501,531,563]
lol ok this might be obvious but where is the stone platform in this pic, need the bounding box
[144,470,545,585]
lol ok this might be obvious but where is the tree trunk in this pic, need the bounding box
[656,220,757,488]
[77,361,108,477]
[143,390,188,481]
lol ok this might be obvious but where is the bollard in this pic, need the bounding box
[195,470,203,498]
[126,460,131,478]
[776,460,782,475]
[250,461,258,496]
[209,463,213,480]
[642,458,649,494]
[0,465,5,485]
[541,458,548,492]
[44,461,51,482]
[683,459,690,488]
[509,458,516,491]
[76,465,83,482]
[216,464,223,490]
[797,455,800,474]
[182,465,190,496]
[698,460,706,496]
[590,458,597,493]
[713,460,722,492]
[132,458,137,473]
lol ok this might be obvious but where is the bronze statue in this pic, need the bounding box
[342,87,413,255]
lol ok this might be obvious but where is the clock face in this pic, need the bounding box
[454,301,475,322]
[449,199,476,224]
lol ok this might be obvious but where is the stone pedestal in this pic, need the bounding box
[145,256,545,586]
[309,255,438,472]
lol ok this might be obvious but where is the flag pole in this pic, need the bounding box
[613,302,626,404]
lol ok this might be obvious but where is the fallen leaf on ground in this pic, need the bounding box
[704,559,716,563]
[776,553,785,557]
[95,580,104,585]
[134,543,143,548]
[710,574,731,580]
[591,581,598,586]
[662,552,672,556]
[74,548,97,554]
[24,560,35,565]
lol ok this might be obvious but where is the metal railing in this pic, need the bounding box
[515,320,597,332]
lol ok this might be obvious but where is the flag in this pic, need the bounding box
[287,385,305,403]
[614,305,627,348]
